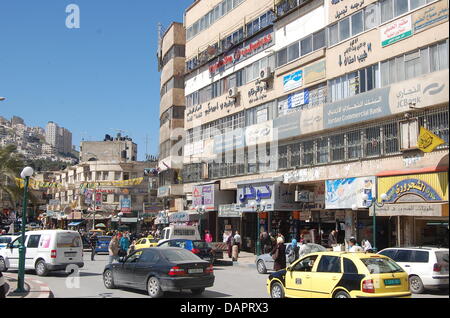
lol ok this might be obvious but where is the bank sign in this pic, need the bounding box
[209,28,274,76]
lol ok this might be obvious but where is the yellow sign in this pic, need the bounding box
[418,127,445,153]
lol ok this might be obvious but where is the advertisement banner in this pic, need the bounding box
[326,177,376,209]
[193,185,216,210]
[283,70,303,92]
[413,1,449,33]
[95,192,102,207]
[380,15,413,47]
[288,89,309,109]
[120,198,132,213]
[304,59,326,84]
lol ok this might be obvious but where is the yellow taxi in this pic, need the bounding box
[134,236,159,250]
[267,251,411,298]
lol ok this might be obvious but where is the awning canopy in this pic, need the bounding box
[376,165,448,177]
[68,221,84,227]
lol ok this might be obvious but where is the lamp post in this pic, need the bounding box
[15,166,34,293]
[352,193,387,253]
[250,201,266,256]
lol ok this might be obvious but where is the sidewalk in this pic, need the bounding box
[3,273,53,298]
[220,251,257,268]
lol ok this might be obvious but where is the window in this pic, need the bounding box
[343,258,359,274]
[411,251,429,263]
[339,17,350,42]
[379,249,397,259]
[380,0,394,23]
[313,29,326,51]
[293,255,318,272]
[300,36,312,56]
[331,134,345,162]
[410,0,426,10]
[302,141,314,165]
[365,127,381,157]
[317,138,328,164]
[329,23,339,46]
[394,0,409,17]
[364,4,378,30]
[317,255,341,273]
[27,235,41,248]
[277,48,287,67]
[287,43,300,62]
[395,250,412,262]
[361,257,404,274]
[351,11,364,36]
[347,131,362,159]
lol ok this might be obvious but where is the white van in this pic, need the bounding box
[159,225,201,244]
[0,230,84,276]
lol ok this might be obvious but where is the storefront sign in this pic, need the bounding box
[326,177,376,209]
[287,89,309,109]
[380,15,413,47]
[120,198,132,213]
[143,202,164,213]
[248,81,268,104]
[193,184,216,210]
[186,98,237,123]
[245,121,273,146]
[338,37,372,67]
[283,70,303,92]
[218,204,242,218]
[304,60,326,85]
[370,203,445,217]
[209,28,274,76]
[324,87,390,129]
[157,186,170,198]
[169,212,190,223]
[413,1,449,33]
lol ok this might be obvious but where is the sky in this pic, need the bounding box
[0,0,192,160]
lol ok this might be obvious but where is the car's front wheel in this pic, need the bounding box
[270,282,285,298]
[409,275,425,294]
[0,257,8,272]
[257,260,267,274]
[103,270,116,289]
[147,277,164,298]
[35,260,48,277]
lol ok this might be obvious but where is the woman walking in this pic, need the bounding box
[108,235,120,264]
[271,237,286,271]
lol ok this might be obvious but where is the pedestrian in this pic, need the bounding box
[204,230,213,243]
[119,232,130,256]
[129,240,136,255]
[269,232,276,248]
[108,235,120,264]
[348,237,363,252]
[328,230,338,247]
[0,271,6,298]
[259,230,271,254]
[287,239,299,264]
[222,231,229,243]
[362,239,373,252]
[233,231,242,253]
[89,232,99,261]
[271,237,286,271]
[226,232,233,259]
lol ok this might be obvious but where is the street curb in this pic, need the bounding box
[3,273,53,298]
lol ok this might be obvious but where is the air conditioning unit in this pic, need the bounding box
[259,67,273,81]
[295,190,313,202]
[228,86,239,99]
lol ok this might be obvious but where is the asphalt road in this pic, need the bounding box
[10,254,449,299]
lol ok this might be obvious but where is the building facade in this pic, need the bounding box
[45,121,73,154]
[159,0,448,251]
[157,22,187,213]
[80,135,138,163]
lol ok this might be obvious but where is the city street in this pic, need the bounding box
[6,253,448,299]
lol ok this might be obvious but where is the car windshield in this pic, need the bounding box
[193,241,210,249]
[161,248,202,262]
[361,257,404,274]
[57,233,81,248]
[0,237,12,244]
[149,238,158,243]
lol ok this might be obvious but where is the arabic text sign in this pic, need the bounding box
[413,1,449,33]
[324,87,390,129]
[288,89,309,109]
[325,177,376,209]
[380,15,413,47]
[283,70,303,92]
[384,179,442,203]
[370,204,444,217]
[245,121,273,146]
[120,198,132,213]
[193,185,216,209]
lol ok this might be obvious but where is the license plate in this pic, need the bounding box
[384,279,401,286]
[65,252,77,257]
[188,268,204,274]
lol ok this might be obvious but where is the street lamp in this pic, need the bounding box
[15,167,34,293]
[352,193,387,253]
[251,201,266,256]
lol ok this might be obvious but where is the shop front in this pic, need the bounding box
[218,204,242,241]
[236,178,300,253]
[376,170,449,247]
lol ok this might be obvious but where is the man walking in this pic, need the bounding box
[328,230,338,247]
[89,232,99,261]
[233,231,242,253]
[108,235,120,264]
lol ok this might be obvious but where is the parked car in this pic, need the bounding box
[0,230,84,276]
[158,225,200,244]
[157,239,218,263]
[134,237,159,250]
[103,247,214,298]
[256,243,326,274]
[0,235,18,249]
[95,236,112,254]
[267,251,411,298]
[378,247,449,294]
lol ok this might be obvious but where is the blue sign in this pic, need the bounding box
[384,179,442,203]
[283,70,303,92]
[288,89,309,109]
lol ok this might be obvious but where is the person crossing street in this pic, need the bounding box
[89,232,99,261]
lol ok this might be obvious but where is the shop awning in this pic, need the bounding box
[68,221,84,227]
[376,165,448,177]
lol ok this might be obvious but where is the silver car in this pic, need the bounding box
[255,243,326,274]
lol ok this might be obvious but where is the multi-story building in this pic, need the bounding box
[80,134,138,163]
[45,121,73,154]
[175,0,448,251]
[157,22,187,213]
[10,116,24,126]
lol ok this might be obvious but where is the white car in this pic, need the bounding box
[378,247,449,294]
[0,235,18,249]
[0,230,84,276]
